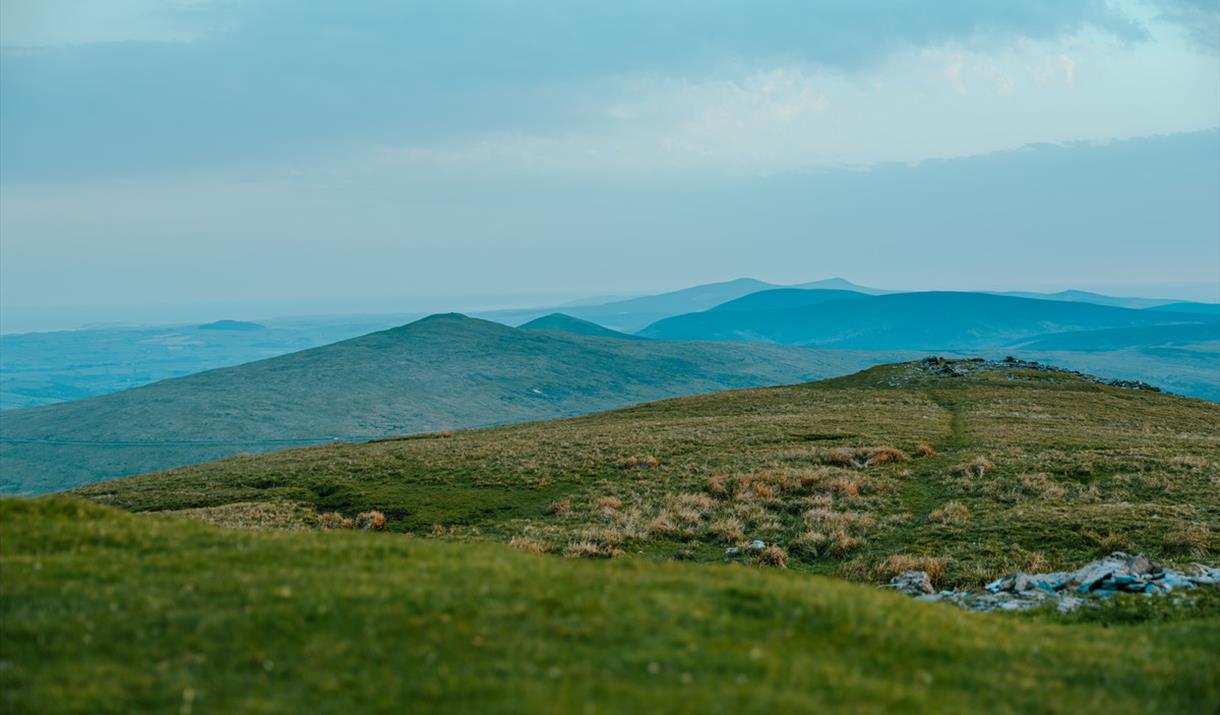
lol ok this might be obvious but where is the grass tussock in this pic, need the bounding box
[915,444,936,457]
[1169,455,1209,470]
[1163,524,1212,558]
[709,516,745,543]
[756,544,788,568]
[623,455,660,470]
[317,512,353,529]
[928,501,972,525]
[821,447,910,469]
[356,510,386,530]
[954,457,994,479]
[596,495,623,513]
[840,553,950,586]
[545,497,573,516]
[563,540,616,559]
[509,536,551,554]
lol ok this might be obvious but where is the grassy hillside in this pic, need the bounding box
[3,496,1217,714]
[1,314,911,495]
[78,360,1220,587]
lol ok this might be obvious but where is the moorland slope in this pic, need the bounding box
[78,359,1219,587]
[1,315,908,494]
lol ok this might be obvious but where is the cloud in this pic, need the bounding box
[0,1,1214,181]
[1154,0,1220,50]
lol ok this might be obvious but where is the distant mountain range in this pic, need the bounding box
[639,290,1217,349]
[5,277,1213,410]
[635,288,1219,401]
[481,277,885,332]
[0,314,917,494]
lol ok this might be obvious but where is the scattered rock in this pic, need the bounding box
[748,540,767,551]
[879,357,1165,394]
[725,547,741,557]
[888,570,935,596]
[894,552,1218,613]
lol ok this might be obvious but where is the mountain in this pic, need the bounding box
[792,277,887,294]
[555,277,782,331]
[708,288,869,312]
[1148,302,1220,315]
[197,319,267,331]
[996,289,1188,310]
[476,277,889,332]
[518,313,641,339]
[0,314,916,494]
[1012,322,1220,351]
[639,291,1214,349]
[0,312,426,410]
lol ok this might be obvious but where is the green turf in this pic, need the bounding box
[3,496,1218,714]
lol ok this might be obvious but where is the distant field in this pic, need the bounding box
[3,496,1217,714]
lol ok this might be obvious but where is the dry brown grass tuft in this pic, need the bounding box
[704,476,729,498]
[709,516,745,543]
[563,540,615,559]
[790,530,830,558]
[1169,455,1209,470]
[829,479,859,499]
[928,501,972,525]
[1018,472,1067,500]
[1163,523,1211,557]
[830,528,864,556]
[645,512,681,538]
[509,536,551,554]
[317,512,353,529]
[954,457,994,479]
[823,447,855,467]
[623,455,660,469]
[822,446,910,469]
[873,554,949,586]
[670,492,716,514]
[865,448,910,467]
[915,443,936,457]
[803,507,874,532]
[355,510,386,531]
[805,494,834,509]
[757,544,788,568]
[546,497,573,516]
[597,495,623,512]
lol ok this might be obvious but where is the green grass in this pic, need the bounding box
[3,496,1219,714]
[78,361,1220,586]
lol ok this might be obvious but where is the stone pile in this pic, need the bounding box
[889,552,1219,613]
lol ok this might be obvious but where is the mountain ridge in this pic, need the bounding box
[0,313,917,494]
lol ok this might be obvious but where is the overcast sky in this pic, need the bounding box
[2,1,1218,329]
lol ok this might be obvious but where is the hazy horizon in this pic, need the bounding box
[3,1,1219,331]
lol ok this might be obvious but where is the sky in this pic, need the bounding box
[1,0,1218,331]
